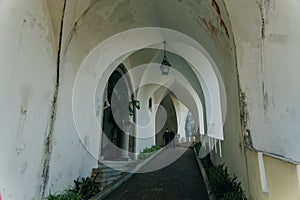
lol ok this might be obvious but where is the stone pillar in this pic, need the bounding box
[121,121,130,160]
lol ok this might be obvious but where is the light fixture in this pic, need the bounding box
[160,41,171,75]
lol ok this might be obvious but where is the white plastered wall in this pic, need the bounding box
[0,0,58,199]
[223,0,300,198]
[225,0,300,163]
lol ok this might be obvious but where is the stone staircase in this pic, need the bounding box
[91,161,133,191]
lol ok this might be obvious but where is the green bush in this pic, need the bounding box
[46,175,100,200]
[209,164,246,199]
[200,156,247,200]
[223,190,247,200]
[71,176,100,199]
[47,191,82,200]
[141,145,160,154]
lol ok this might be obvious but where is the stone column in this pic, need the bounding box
[121,121,130,160]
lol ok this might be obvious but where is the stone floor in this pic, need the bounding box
[104,147,209,200]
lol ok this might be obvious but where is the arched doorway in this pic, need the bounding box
[155,94,178,147]
[100,64,135,161]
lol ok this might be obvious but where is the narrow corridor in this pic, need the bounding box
[104,147,209,200]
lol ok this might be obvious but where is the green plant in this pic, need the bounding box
[71,176,100,199]
[222,190,247,200]
[46,174,100,200]
[141,145,160,154]
[200,155,247,200]
[47,191,82,200]
[129,100,140,116]
[139,145,161,159]
[150,145,160,152]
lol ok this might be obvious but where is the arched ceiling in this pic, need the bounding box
[45,0,236,73]
[58,0,236,157]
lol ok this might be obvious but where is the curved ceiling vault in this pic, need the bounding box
[68,0,237,158]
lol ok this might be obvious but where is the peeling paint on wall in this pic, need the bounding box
[238,80,253,149]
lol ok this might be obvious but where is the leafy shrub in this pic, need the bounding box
[141,145,160,154]
[200,156,247,200]
[139,145,161,159]
[46,174,100,200]
[47,191,82,200]
[223,190,247,200]
[71,176,100,199]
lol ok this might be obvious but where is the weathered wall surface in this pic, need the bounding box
[0,0,97,199]
[0,0,56,199]
[225,0,300,163]
[224,0,300,198]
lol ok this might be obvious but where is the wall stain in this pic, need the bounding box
[212,0,221,16]
[17,93,28,133]
[207,21,218,36]
[195,17,219,42]
[258,0,276,40]
[220,18,229,38]
[38,0,67,198]
[19,161,28,175]
[268,33,288,45]
[63,0,98,56]
[10,19,26,80]
[258,2,266,40]
[238,79,253,149]
[258,0,277,116]
[262,81,269,115]
[258,0,266,73]
[16,86,33,156]
[211,0,229,39]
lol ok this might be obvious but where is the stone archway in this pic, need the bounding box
[155,94,178,147]
[100,64,134,161]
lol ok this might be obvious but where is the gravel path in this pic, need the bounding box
[104,147,209,200]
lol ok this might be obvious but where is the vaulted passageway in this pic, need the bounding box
[1,1,238,198]
[2,0,300,199]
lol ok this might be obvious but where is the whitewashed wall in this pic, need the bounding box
[0,0,97,199]
[225,0,300,163]
[0,0,56,199]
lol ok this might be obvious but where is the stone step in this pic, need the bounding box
[98,160,133,171]
[92,167,121,175]
[91,167,128,190]
[92,169,123,179]
[98,173,125,184]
